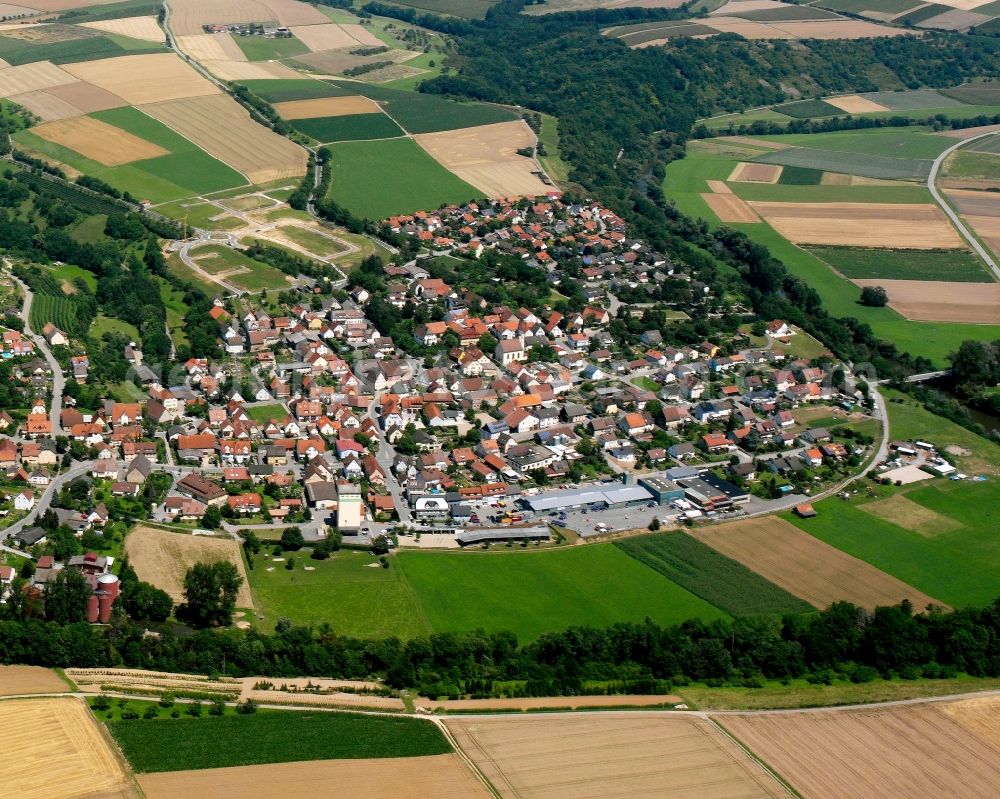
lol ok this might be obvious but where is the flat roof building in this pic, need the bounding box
[638,476,685,505]
[523,483,653,513]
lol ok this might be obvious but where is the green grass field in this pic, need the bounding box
[326,138,480,219]
[238,78,352,103]
[859,89,965,110]
[730,181,930,203]
[754,147,931,180]
[91,313,140,340]
[774,99,841,119]
[945,151,1000,180]
[776,165,824,185]
[805,246,992,282]
[757,129,954,160]
[233,34,309,61]
[291,113,404,143]
[153,199,243,231]
[396,544,728,642]
[278,224,349,257]
[107,711,450,773]
[243,403,286,423]
[615,533,813,617]
[941,83,1000,106]
[0,29,163,66]
[48,262,97,291]
[538,112,570,184]
[188,244,289,290]
[248,549,431,638]
[158,278,189,348]
[53,0,161,23]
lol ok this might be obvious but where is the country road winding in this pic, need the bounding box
[10,273,64,435]
[927,130,1000,280]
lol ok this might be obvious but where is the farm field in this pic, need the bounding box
[853,278,1000,322]
[233,33,309,61]
[247,548,430,639]
[166,0,328,37]
[124,525,254,607]
[446,714,787,799]
[138,755,492,799]
[238,78,352,103]
[290,112,403,143]
[0,665,69,695]
[0,697,133,799]
[805,245,991,281]
[325,138,480,219]
[396,544,728,642]
[720,700,1000,799]
[62,52,217,104]
[0,25,165,67]
[614,532,813,617]
[108,710,451,773]
[693,516,945,611]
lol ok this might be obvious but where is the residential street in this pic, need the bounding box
[11,273,64,435]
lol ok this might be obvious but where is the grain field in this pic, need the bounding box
[63,53,218,104]
[80,15,164,42]
[701,192,761,222]
[826,94,888,113]
[0,665,69,695]
[0,60,74,97]
[9,88,82,120]
[33,116,168,165]
[274,95,380,119]
[853,278,1000,323]
[176,33,246,62]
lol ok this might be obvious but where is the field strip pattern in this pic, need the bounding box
[445,715,789,798]
[693,517,947,610]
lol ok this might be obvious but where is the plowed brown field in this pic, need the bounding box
[695,516,945,610]
[124,525,254,607]
[0,697,133,799]
[9,88,81,120]
[138,755,490,799]
[45,80,126,112]
[728,161,782,182]
[945,188,1000,217]
[446,714,787,799]
[721,703,1000,799]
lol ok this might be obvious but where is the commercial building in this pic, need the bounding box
[522,482,653,513]
[638,476,685,505]
[336,481,363,531]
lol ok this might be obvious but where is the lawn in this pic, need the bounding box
[233,34,309,61]
[730,181,930,204]
[48,262,97,290]
[107,710,450,773]
[187,244,288,290]
[243,403,286,423]
[166,252,220,296]
[631,376,660,391]
[325,138,480,219]
[805,246,992,282]
[291,113,404,143]
[396,544,728,642]
[615,533,813,617]
[91,314,140,341]
[248,549,431,638]
[945,151,1000,180]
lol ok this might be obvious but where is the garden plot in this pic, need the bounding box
[176,33,246,62]
[124,524,255,608]
[63,52,218,104]
[79,15,163,42]
[33,115,167,165]
[695,516,945,610]
[140,93,307,183]
[414,120,551,198]
[747,201,964,248]
[274,95,380,119]
[0,697,134,799]
[0,60,74,96]
[446,714,788,799]
[853,278,1000,323]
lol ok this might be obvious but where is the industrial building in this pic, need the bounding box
[638,476,685,505]
[522,482,653,513]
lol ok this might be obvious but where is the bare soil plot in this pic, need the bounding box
[124,524,254,608]
[79,15,163,42]
[944,187,1000,216]
[139,755,490,799]
[748,201,964,249]
[706,179,733,193]
[0,60,74,97]
[446,714,787,799]
[167,0,278,36]
[68,668,243,697]
[9,88,82,120]
[861,493,963,536]
[414,120,551,199]
[720,703,1000,799]
[63,53,218,104]
[141,93,307,183]
[702,192,761,222]
[33,116,168,165]
[201,59,299,81]
[176,33,246,62]
[853,277,1000,323]
[695,516,945,610]
[45,79,125,111]
[728,161,782,183]
[274,95,379,119]
[0,665,68,695]
[290,22,362,51]
[0,697,134,799]
[826,94,888,113]
[421,694,681,711]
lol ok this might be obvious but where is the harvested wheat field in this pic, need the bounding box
[141,93,307,183]
[728,161,782,183]
[14,0,117,10]
[748,201,964,248]
[421,694,681,712]
[260,0,329,26]
[853,278,1000,323]
[706,179,733,194]
[0,664,68,695]
[201,59,299,81]
[275,95,380,119]
[64,53,218,104]
[446,714,786,799]
[940,695,1000,749]
[826,94,888,113]
[33,116,167,165]
[415,120,550,198]
[944,187,1000,217]
[772,18,909,37]
[0,60,74,97]
[702,192,761,222]
[139,755,489,799]
[695,516,945,610]
[45,79,126,111]
[290,22,362,51]
[9,88,82,120]
[168,0,278,36]
[124,525,254,607]
[176,32,245,62]
[80,15,163,42]
[0,4,38,18]
[0,697,133,799]
[720,702,1000,799]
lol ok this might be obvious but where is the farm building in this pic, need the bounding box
[523,482,654,513]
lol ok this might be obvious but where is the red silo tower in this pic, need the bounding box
[96,573,119,624]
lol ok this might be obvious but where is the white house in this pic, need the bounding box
[14,490,35,511]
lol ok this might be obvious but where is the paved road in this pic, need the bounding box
[11,274,64,435]
[927,131,1000,279]
[367,395,412,526]
[2,460,94,541]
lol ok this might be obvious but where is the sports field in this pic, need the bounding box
[325,138,480,219]
[396,544,728,642]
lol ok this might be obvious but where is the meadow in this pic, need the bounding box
[233,35,309,62]
[238,78,352,103]
[396,544,728,642]
[0,30,163,66]
[325,138,480,219]
[384,0,498,18]
[756,128,954,159]
[107,710,451,772]
[805,246,992,282]
[291,113,403,143]
[189,244,289,290]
